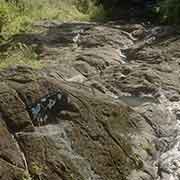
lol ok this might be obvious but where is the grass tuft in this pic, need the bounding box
[0,43,43,69]
[0,0,106,36]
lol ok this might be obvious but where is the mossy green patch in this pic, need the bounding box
[30,162,43,176]
[21,171,32,180]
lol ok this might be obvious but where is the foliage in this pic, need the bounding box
[0,0,106,38]
[89,3,107,21]
[75,0,107,20]
[158,0,180,24]
[21,171,32,180]
[75,0,94,13]
[0,0,107,69]
[31,162,43,175]
[0,0,110,36]
[0,1,29,37]
[0,42,42,69]
[96,0,180,24]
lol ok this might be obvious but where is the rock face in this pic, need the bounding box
[0,21,180,180]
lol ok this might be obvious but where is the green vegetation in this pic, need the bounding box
[158,0,180,24]
[0,0,179,36]
[30,162,43,176]
[96,0,180,24]
[0,0,106,69]
[21,171,32,180]
[0,0,106,37]
[0,0,180,69]
[0,42,42,69]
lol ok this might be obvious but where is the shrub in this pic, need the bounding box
[89,4,107,21]
[0,2,11,33]
[0,0,29,38]
[0,0,108,38]
[0,42,42,69]
[159,0,180,24]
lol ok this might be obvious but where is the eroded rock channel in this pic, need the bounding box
[0,21,180,180]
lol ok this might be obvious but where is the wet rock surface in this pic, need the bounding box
[0,21,180,180]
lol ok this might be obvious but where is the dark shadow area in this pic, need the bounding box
[97,0,159,23]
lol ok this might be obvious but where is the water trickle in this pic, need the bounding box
[118,95,159,107]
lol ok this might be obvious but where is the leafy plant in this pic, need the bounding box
[21,171,32,180]
[0,0,108,69]
[159,0,180,24]
[0,2,10,33]
[0,42,42,69]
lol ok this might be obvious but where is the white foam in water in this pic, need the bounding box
[156,92,180,180]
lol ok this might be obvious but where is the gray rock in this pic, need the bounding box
[1,21,180,180]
